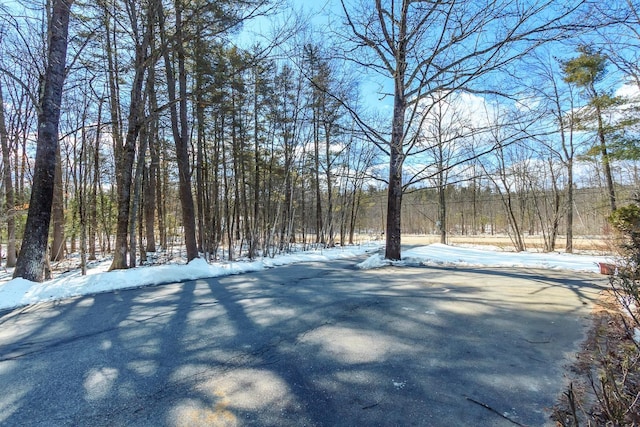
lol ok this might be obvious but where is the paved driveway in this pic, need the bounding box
[0,257,606,426]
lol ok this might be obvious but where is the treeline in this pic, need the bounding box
[361,182,636,249]
[0,0,378,273]
[1,1,640,279]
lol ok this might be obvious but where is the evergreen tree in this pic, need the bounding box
[563,46,621,212]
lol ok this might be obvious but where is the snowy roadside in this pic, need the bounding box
[0,242,614,312]
[0,243,383,312]
[357,242,614,272]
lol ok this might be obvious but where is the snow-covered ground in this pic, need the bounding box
[357,243,613,272]
[0,243,612,312]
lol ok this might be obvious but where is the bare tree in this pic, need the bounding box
[0,79,16,267]
[339,0,586,259]
[417,92,472,244]
[476,105,540,252]
[592,1,640,89]
[526,52,583,252]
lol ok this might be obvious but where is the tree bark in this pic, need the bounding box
[195,54,205,254]
[596,103,617,212]
[313,109,323,244]
[0,80,16,267]
[14,0,73,281]
[109,0,150,270]
[385,145,403,260]
[175,1,198,261]
[438,180,446,244]
[50,144,65,261]
[385,6,408,261]
[324,121,334,247]
[566,159,574,253]
[129,121,148,267]
[160,0,198,262]
[144,35,158,254]
[88,97,102,260]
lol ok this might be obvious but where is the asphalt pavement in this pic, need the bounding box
[0,256,607,426]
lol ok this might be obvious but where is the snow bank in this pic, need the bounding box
[358,243,612,273]
[0,243,382,312]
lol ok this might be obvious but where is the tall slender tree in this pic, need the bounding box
[14,0,74,281]
[160,0,198,261]
[0,79,16,267]
[109,0,153,270]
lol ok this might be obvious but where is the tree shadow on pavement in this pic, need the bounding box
[0,260,608,426]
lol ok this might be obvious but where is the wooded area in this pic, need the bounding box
[0,0,639,281]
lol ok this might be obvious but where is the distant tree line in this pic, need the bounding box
[1,0,640,280]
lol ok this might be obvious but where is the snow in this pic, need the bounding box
[0,242,612,313]
[0,243,381,312]
[357,243,612,273]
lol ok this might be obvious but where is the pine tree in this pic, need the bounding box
[562,46,620,212]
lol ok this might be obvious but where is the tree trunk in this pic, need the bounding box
[212,115,222,257]
[51,144,65,261]
[438,169,446,245]
[313,109,323,244]
[0,80,16,267]
[195,71,205,253]
[251,70,261,258]
[14,0,73,281]
[109,0,150,270]
[160,0,197,261]
[144,48,158,253]
[385,150,403,260]
[472,176,478,235]
[152,135,164,249]
[175,2,198,261]
[144,146,156,253]
[324,122,334,247]
[385,53,406,261]
[383,1,410,261]
[505,192,526,252]
[566,159,574,253]
[88,98,102,260]
[222,129,233,260]
[159,146,168,248]
[348,188,356,245]
[596,104,617,212]
[111,124,140,270]
[129,122,148,267]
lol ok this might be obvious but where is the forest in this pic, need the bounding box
[0,0,639,281]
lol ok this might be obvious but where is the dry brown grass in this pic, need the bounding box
[552,288,640,426]
[401,234,614,254]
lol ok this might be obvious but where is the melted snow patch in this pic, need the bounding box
[357,254,391,269]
